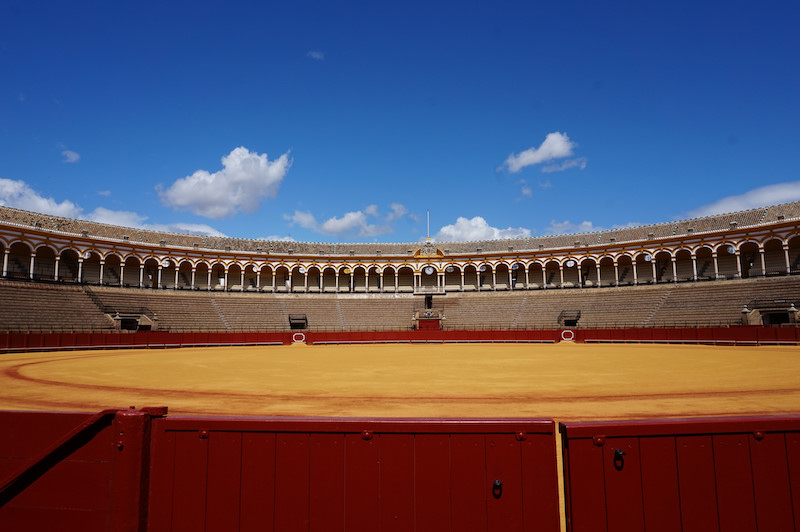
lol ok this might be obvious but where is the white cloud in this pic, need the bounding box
[307,50,325,60]
[433,216,531,242]
[97,190,111,196]
[517,179,533,198]
[145,222,226,237]
[386,203,408,221]
[501,132,586,174]
[364,204,379,217]
[87,207,147,227]
[0,177,82,217]
[0,177,225,237]
[544,220,599,235]
[158,146,292,219]
[542,157,587,173]
[61,150,80,163]
[688,181,800,218]
[285,208,392,238]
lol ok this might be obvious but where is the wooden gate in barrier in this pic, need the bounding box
[0,408,560,531]
[560,416,800,532]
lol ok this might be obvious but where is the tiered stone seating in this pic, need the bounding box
[0,281,112,331]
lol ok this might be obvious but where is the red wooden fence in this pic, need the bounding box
[560,416,800,532]
[0,409,560,531]
[0,326,797,353]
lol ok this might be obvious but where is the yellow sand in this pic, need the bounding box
[2,342,799,420]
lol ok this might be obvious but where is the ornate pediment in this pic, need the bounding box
[414,240,444,258]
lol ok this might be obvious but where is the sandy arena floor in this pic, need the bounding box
[2,342,799,420]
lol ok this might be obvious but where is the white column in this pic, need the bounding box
[596,264,601,287]
[542,268,547,289]
[157,265,163,288]
[613,262,619,287]
[191,268,196,290]
[175,269,180,289]
[379,272,384,292]
[2,249,9,277]
[304,272,308,292]
[508,269,513,290]
[713,253,720,279]
[207,270,213,290]
[651,260,657,283]
[139,264,145,288]
[77,258,84,283]
[577,265,583,287]
[671,257,677,282]
[492,270,497,291]
[54,257,61,281]
[735,251,742,278]
[29,254,35,280]
[632,260,638,285]
[691,255,698,281]
[98,260,105,285]
[559,265,564,288]
[759,249,766,276]
[784,245,791,274]
[335,272,340,292]
[394,272,398,293]
[460,271,465,291]
[119,263,125,286]
[271,271,276,292]
[256,269,261,290]
[240,270,246,291]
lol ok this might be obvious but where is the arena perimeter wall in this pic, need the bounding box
[0,326,798,353]
[3,408,800,531]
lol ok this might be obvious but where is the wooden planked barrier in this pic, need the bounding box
[560,416,800,532]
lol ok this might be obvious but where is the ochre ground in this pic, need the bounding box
[1,342,799,420]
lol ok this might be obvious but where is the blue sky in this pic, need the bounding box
[1,1,798,243]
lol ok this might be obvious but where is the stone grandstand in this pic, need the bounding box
[1,202,800,332]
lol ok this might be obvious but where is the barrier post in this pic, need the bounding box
[110,407,168,532]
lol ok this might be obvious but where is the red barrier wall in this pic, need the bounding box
[0,326,797,353]
[560,416,800,532]
[147,416,560,532]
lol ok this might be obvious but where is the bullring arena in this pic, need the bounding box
[2,203,800,531]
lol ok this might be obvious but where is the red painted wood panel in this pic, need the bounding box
[240,432,276,532]
[205,431,243,531]
[0,506,109,532]
[603,437,644,532]
[676,435,719,532]
[520,433,560,532]
[486,433,524,531]
[785,432,800,532]
[564,438,607,532]
[750,432,795,531]
[345,433,380,530]
[309,433,344,531]
[146,424,176,532]
[414,434,451,530]
[639,436,682,532]
[713,433,756,531]
[378,434,415,531]
[274,433,310,530]
[170,431,209,532]
[451,434,488,531]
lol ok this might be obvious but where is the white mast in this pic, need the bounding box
[427,209,430,241]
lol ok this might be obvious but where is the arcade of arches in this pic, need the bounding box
[2,236,800,293]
